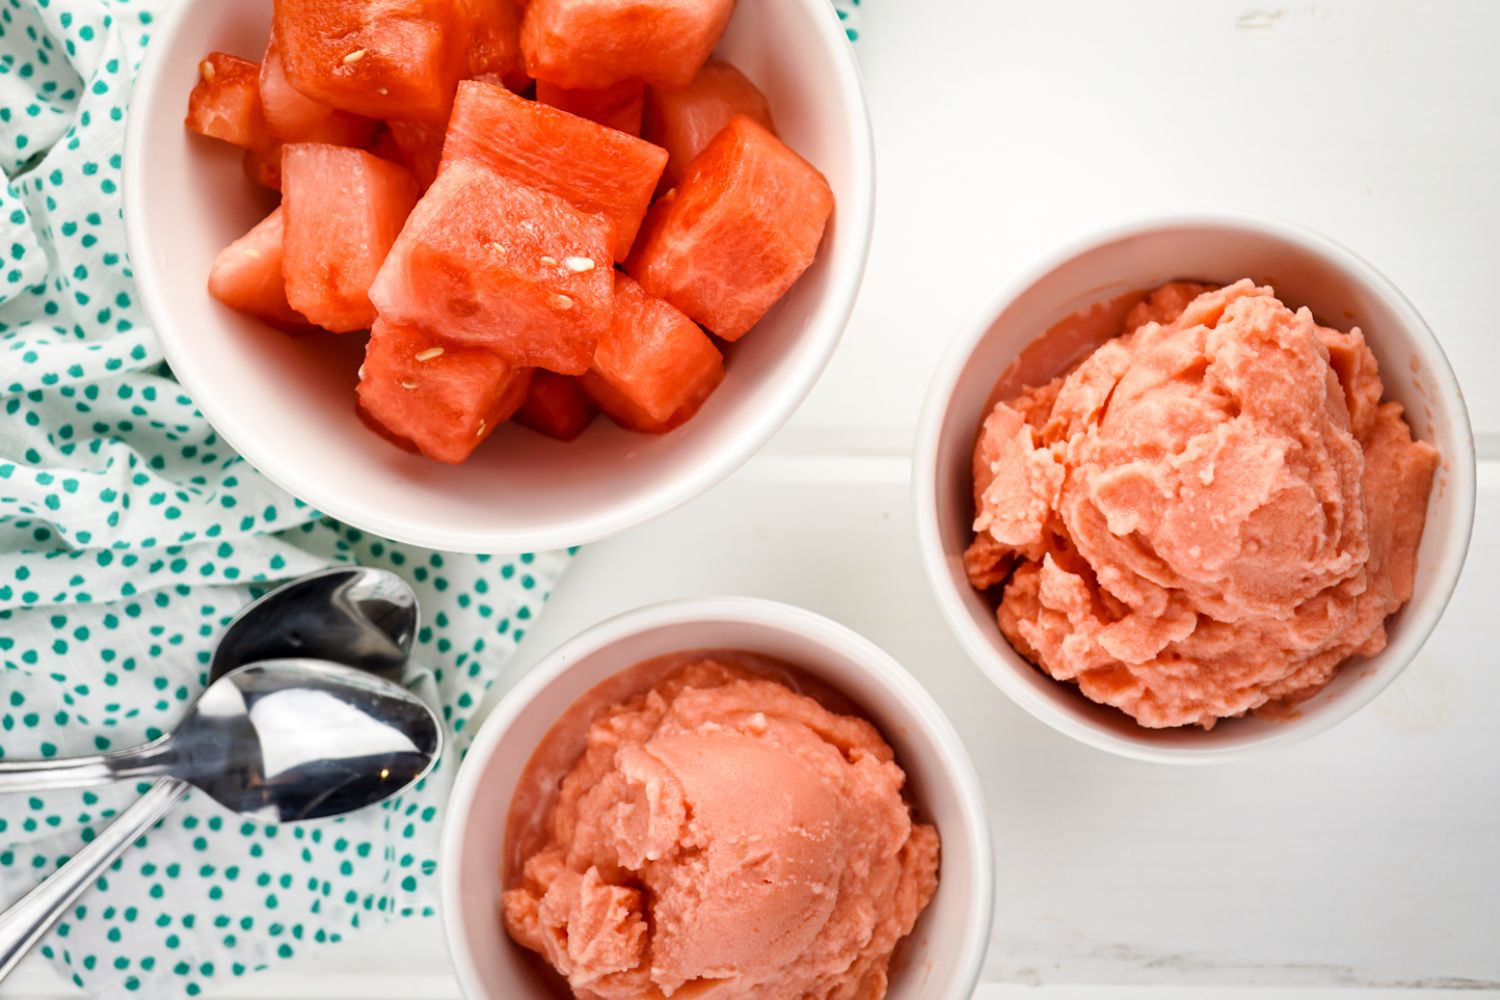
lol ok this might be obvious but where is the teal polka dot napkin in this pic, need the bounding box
[0,2,571,997]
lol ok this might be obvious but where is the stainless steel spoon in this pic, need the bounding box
[0,567,421,798]
[209,565,418,683]
[0,658,440,815]
[0,567,426,980]
[0,659,441,979]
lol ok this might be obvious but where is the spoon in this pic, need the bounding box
[0,659,441,979]
[209,565,418,683]
[0,567,426,980]
[0,567,421,799]
[0,658,440,815]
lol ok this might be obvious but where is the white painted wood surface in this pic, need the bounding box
[5,0,1498,996]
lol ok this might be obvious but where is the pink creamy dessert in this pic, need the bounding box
[501,654,939,999]
[966,280,1439,729]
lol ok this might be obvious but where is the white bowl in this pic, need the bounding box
[124,1,872,552]
[441,597,993,999]
[914,211,1476,764]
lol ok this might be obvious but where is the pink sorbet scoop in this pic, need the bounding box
[966,280,1439,729]
[502,658,940,999]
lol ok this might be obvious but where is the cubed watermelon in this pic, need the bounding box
[644,59,774,186]
[185,53,271,151]
[626,115,832,341]
[520,0,734,90]
[535,79,645,136]
[581,361,723,433]
[442,79,667,260]
[587,274,723,424]
[272,0,468,122]
[242,143,284,190]
[386,120,445,189]
[367,124,405,164]
[282,144,421,332]
[260,38,377,146]
[459,0,528,88]
[515,371,598,441]
[358,320,533,463]
[369,159,614,373]
[622,193,671,275]
[207,207,308,329]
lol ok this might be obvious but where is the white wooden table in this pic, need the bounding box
[6,0,1499,996]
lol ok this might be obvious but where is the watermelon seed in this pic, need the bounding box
[199,60,215,82]
[376,88,389,96]
[357,364,366,380]
[242,249,262,260]
[476,420,487,438]
[343,49,369,65]
[564,257,595,273]
[400,380,418,390]
[538,256,558,267]
[550,294,574,311]
[414,347,444,362]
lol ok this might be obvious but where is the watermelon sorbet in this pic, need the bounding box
[501,657,939,999]
[965,280,1439,729]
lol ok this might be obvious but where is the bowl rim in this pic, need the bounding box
[912,207,1478,764]
[439,595,996,1000]
[122,0,876,553]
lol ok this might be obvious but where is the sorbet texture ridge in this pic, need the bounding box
[503,660,940,999]
[966,281,1439,729]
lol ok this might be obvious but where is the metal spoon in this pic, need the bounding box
[209,565,418,682]
[0,659,441,979]
[0,567,426,980]
[0,567,421,799]
[0,658,440,813]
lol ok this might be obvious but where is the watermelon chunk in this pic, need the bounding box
[185,53,271,151]
[367,124,405,166]
[282,144,420,332]
[358,320,533,463]
[520,0,734,90]
[644,59,774,186]
[536,79,645,136]
[260,39,377,147]
[386,120,445,189]
[242,143,284,190]
[626,115,833,341]
[515,371,598,441]
[272,0,468,122]
[587,274,723,424]
[207,207,308,329]
[581,362,723,434]
[369,159,614,374]
[459,0,527,88]
[442,80,667,260]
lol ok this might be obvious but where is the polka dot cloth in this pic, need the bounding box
[0,2,573,997]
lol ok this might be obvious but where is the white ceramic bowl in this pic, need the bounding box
[441,597,993,999]
[124,1,872,552]
[914,211,1475,764]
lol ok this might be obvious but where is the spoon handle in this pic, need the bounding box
[0,739,176,795]
[0,778,187,982]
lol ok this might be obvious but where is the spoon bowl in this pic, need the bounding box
[169,658,442,822]
[210,566,420,682]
